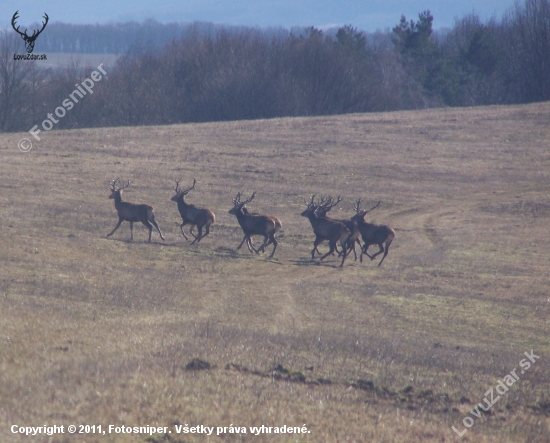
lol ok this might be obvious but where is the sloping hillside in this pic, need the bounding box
[1,103,549,442]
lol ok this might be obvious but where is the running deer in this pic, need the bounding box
[106,178,165,243]
[314,196,362,261]
[301,195,351,267]
[351,200,395,266]
[171,178,216,244]
[228,192,282,257]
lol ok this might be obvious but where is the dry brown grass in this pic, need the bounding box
[1,103,549,442]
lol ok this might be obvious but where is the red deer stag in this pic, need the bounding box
[106,178,165,243]
[228,192,281,258]
[300,195,351,267]
[314,196,362,261]
[171,178,215,244]
[351,200,395,266]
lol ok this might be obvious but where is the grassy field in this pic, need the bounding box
[1,102,549,442]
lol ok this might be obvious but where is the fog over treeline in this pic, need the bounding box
[1,0,549,133]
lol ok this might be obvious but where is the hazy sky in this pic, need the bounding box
[2,0,517,32]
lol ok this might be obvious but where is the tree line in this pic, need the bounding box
[1,0,549,133]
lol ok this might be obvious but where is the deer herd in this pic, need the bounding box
[106,178,395,267]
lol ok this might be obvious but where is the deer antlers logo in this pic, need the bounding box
[11,10,49,54]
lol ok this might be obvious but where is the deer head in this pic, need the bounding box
[300,194,318,217]
[171,178,196,202]
[228,191,256,215]
[109,178,130,199]
[352,199,380,218]
[12,11,49,54]
[314,195,342,217]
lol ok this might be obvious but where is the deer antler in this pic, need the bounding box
[353,199,362,213]
[233,192,242,206]
[242,191,256,205]
[110,178,130,191]
[321,195,342,212]
[180,178,196,195]
[317,195,329,207]
[32,13,49,39]
[363,200,380,214]
[173,177,183,193]
[110,178,120,191]
[11,11,48,39]
[11,11,25,37]
[173,177,195,195]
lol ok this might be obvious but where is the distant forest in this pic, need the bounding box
[1,0,549,133]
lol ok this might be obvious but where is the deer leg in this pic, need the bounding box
[377,242,391,266]
[338,239,355,259]
[312,236,324,259]
[363,244,375,260]
[246,236,259,254]
[257,234,270,253]
[369,244,385,260]
[345,239,360,261]
[141,220,153,243]
[199,224,211,241]
[196,225,205,242]
[179,223,190,240]
[106,218,124,238]
[320,242,336,261]
[349,240,358,261]
[360,243,372,262]
[130,221,135,241]
[340,240,355,267]
[237,235,248,250]
[251,237,261,254]
[149,216,165,241]
[261,234,276,255]
[189,225,198,239]
[339,254,348,267]
[354,238,362,260]
[268,235,278,258]
[190,226,203,245]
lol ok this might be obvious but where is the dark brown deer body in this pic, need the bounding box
[301,195,351,267]
[351,200,395,266]
[314,197,361,261]
[171,178,215,244]
[228,192,281,257]
[106,179,165,243]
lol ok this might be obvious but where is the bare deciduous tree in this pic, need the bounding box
[0,31,32,132]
